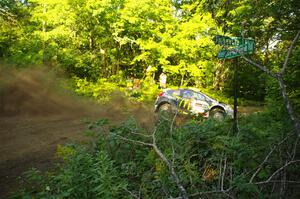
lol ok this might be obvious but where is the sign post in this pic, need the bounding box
[233,59,238,133]
[214,35,255,134]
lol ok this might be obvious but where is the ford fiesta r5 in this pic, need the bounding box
[154,88,233,120]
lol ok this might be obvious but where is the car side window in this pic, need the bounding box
[195,93,206,101]
[182,90,193,99]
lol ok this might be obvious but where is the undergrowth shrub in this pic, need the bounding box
[73,75,159,103]
[13,111,299,198]
[15,146,127,199]
[74,77,123,103]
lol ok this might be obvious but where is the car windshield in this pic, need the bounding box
[188,90,215,103]
[197,92,215,102]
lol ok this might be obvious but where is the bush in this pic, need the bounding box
[74,77,123,103]
[13,145,128,199]
[73,75,159,103]
[13,111,300,198]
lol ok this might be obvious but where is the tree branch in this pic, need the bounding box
[291,137,299,160]
[130,131,152,138]
[151,129,189,199]
[229,46,277,78]
[265,160,300,183]
[221,157,227,191]
[123,188,140,199]
[250,160,300,186]
[170,111,178,164]
[230,31,300,137]
[249,135,290,183]
[254,180,300,185]
[170,187,234,199]
[239,53,277,78]
[279,30,300,75]
[170,110,178,133]
[111,133,153,147]
[277,76,300,136]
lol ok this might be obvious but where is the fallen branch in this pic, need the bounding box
[123,188,140,199]
[221,157,227,191]
[111,128,189,199]
[170,187,234,199]
[254,180,300,185]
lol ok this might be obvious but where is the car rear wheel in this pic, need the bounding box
[159,103,173,112]
[210,108,225,121]
[158,103,176,118]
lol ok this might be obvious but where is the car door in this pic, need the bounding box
[190,92,210,114]
[167,89,182,107]
[178,89,194,112]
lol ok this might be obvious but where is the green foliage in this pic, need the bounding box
[129,76,160,102]
[73,73,159,103]
[1,0,300,104]
[265,43,300,115]
[13,145,128,199]
[15,110,299,198]
[74,77,123,102]
[2,0,300,198]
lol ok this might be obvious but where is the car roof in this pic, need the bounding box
[164,88,216,102]
[163,88,203,95]
[185,88,200,92]
[163,88,198,91]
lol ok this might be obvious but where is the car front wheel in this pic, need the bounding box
[210,108,225,121]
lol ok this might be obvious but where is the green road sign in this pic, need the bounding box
[214,35,255,59]
[217,50,240,59]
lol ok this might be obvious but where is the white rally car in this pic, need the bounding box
[154,88,233,120]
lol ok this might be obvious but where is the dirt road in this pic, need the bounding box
[0,68,155,198]
[0,69,95,198]
[0,115,89,198]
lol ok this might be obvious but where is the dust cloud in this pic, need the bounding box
[0,67,156,128]
[0,66,157,198]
